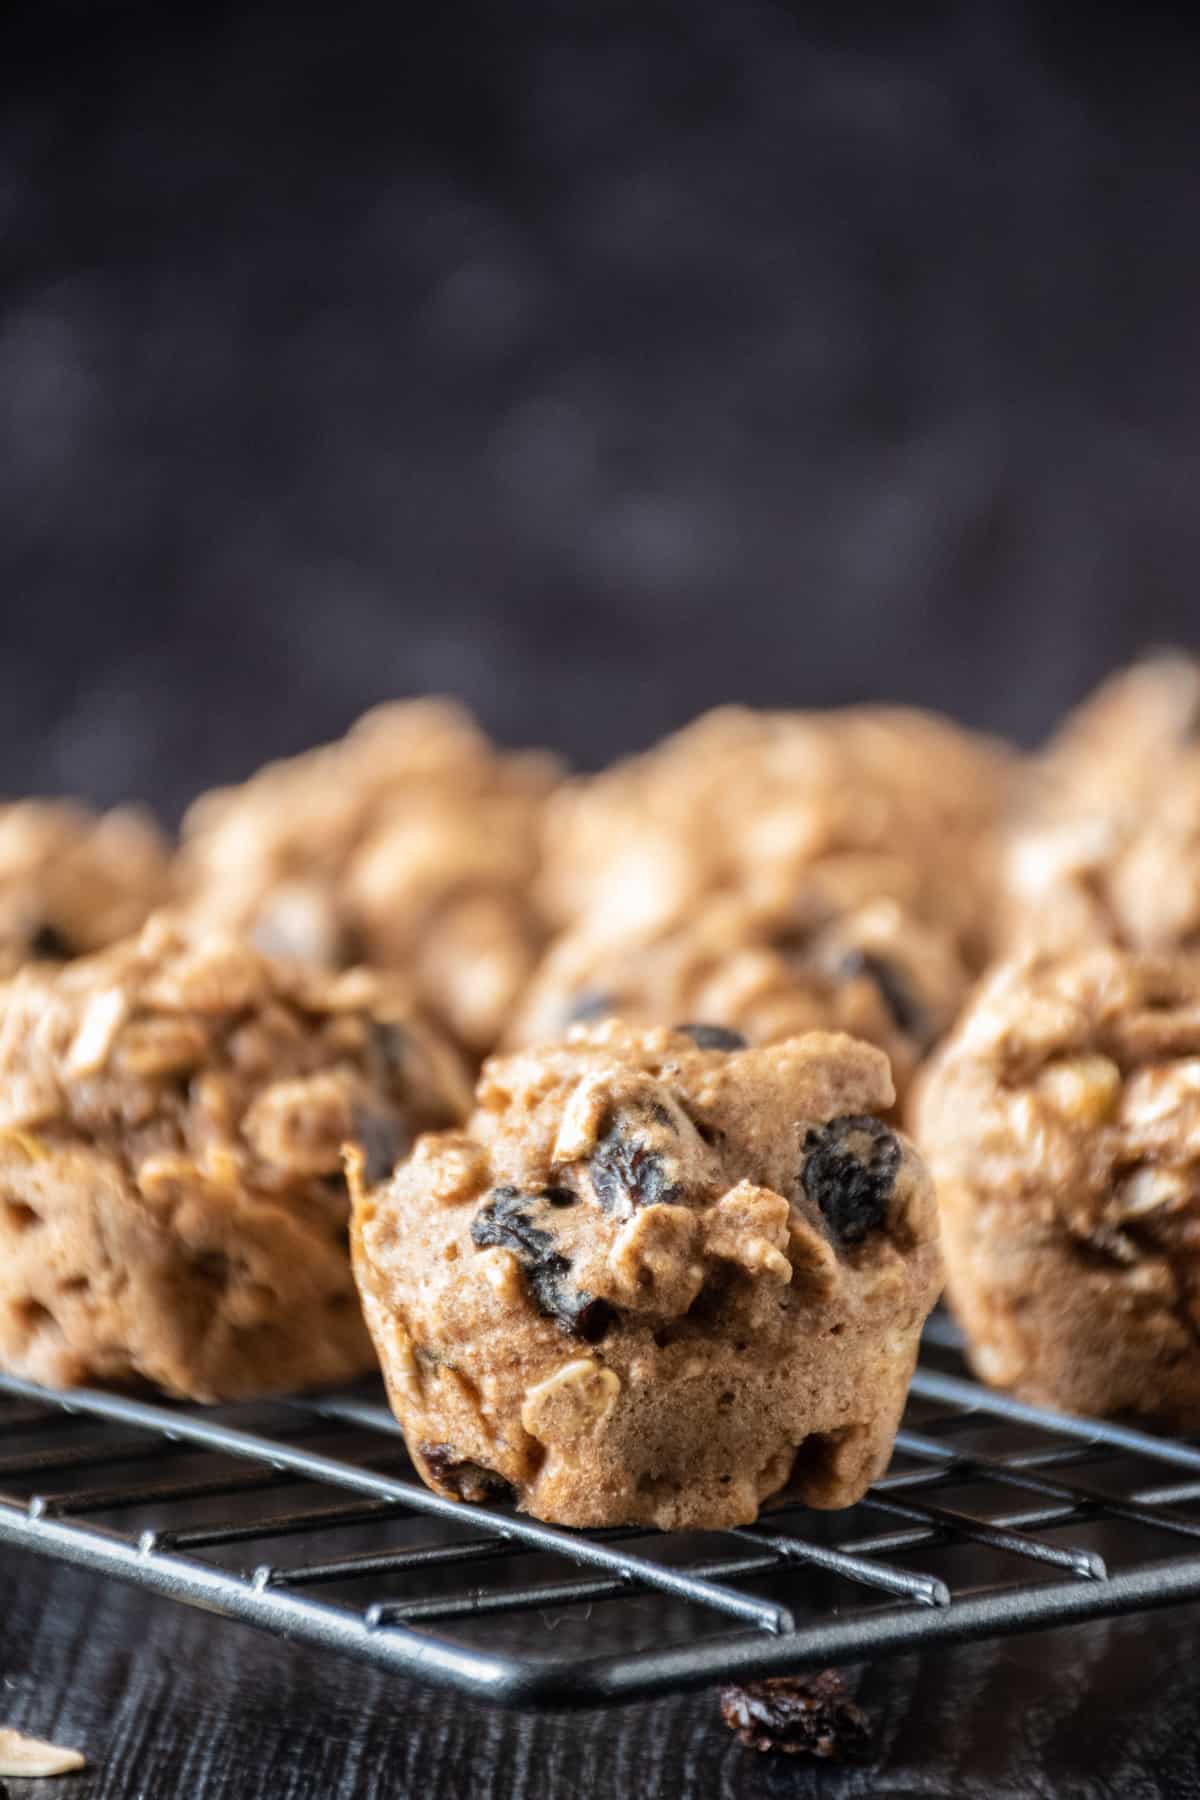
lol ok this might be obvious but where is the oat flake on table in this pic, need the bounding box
[0,1726,86,1777]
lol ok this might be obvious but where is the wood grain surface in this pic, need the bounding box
[4,1549,1200,1798]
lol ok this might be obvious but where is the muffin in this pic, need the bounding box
[916,945,1200,1424]
[540,705,1014,971]
[352,1019,942,1530]
[0,800,170,974]
[1004,653,1200,955]
[179,699,562,1056]
[509,893,968,1111]
[0,915,470,1400]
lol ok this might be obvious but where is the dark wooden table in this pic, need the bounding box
[5,1548,1200,1798]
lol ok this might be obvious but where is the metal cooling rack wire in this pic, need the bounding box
[3,1359,1200,1708]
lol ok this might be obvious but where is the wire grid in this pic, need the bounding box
[4,1335,1200,1709]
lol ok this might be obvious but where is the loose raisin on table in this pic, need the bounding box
[719,1670,872,1758]
[675,1022,747,1051]
[471,1188,614,1340]
[800,1114,900,1246]
[838,949,931,1049]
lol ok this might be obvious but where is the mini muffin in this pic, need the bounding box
[0,915,470,1400]
[916,945,1200,1425]
[179,699,562,1057]
[0,800,171,974]
[351,1020,942,1530]
[1003,653,1200,955]
[508,894,968,1112]
[1026,651,1200,821]
[540,705,1014,971]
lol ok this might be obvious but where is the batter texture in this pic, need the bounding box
[0,915,470,1399]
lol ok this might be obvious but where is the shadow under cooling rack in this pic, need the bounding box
[5,1336,1200,1708]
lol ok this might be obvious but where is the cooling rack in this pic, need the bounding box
[5,1326,1200,1710]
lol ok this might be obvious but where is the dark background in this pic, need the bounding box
[5,0,1200,822]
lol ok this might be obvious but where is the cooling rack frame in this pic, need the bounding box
[5,1337,1200,1711]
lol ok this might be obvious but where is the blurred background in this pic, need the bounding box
[4,0,1200,820]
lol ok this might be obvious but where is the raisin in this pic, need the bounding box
[190,1250,231,1291]
[676,1022,747,1051]
[28,921,75,960]
[801,1115,900,1245]
[543,1186,579,1208]
[547,1287,616,1342]
[369,1019,411,1075]
[471,1186,555,1260]
[352,1105,411,1185]
[589,1127,680,1213]
[839,949,931,1049]
[417,1442,515,1504]
[520,1240,613,1339]
[566,989,618,1025]
[719,1670,872,1759]
[470,1187,613,1340]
